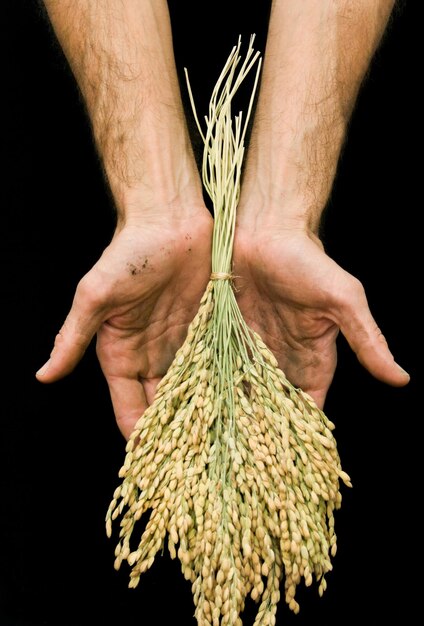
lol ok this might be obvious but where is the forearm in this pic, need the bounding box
[43,0,202,222]
[239,0,395,233]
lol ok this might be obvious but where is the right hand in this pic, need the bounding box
[36,207,213,439]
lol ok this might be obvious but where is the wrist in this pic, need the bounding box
[238,146,345,236]
[103,124,204,225]
[239,112,346,236]
[110,173,205,227]
[237,186,323,237]
[235,197,324,264]
[115,189,209,231]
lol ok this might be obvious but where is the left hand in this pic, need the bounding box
[233,225,409,408]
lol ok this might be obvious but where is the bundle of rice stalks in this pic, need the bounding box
[106,36,351,626]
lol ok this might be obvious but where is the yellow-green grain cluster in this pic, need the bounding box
[106,37,351,626]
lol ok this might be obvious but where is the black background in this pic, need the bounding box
[0,1,419,625]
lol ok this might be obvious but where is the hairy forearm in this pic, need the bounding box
[43,0,202,221]
[240,0,396,232]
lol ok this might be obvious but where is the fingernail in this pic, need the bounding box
[36,359,51,377]
[396,363,410,378]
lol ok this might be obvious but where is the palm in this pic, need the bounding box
[96,215,212,435]
[234,230,368,407]
[38,211,213,438]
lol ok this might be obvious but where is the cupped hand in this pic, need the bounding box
[233,226,409,408]
[36,208,213,439]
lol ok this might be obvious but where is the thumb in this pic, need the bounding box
[338,279,410,387]
[36,280,106,383]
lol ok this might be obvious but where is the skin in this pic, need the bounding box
[37,0,213,439]
[234,0,409,407]
[37,0,409,439]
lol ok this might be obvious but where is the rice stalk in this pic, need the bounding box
[106,35,351,626]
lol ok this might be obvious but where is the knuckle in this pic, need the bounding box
[338,275,366,310]
[75,274,110,311]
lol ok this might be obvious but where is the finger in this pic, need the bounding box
[303,388,327,410]
[106,375,148,440]
[36,282,105,383]
[338,280,410,387]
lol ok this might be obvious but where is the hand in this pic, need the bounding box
[36,208,213,439]
[233,226,409,408]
